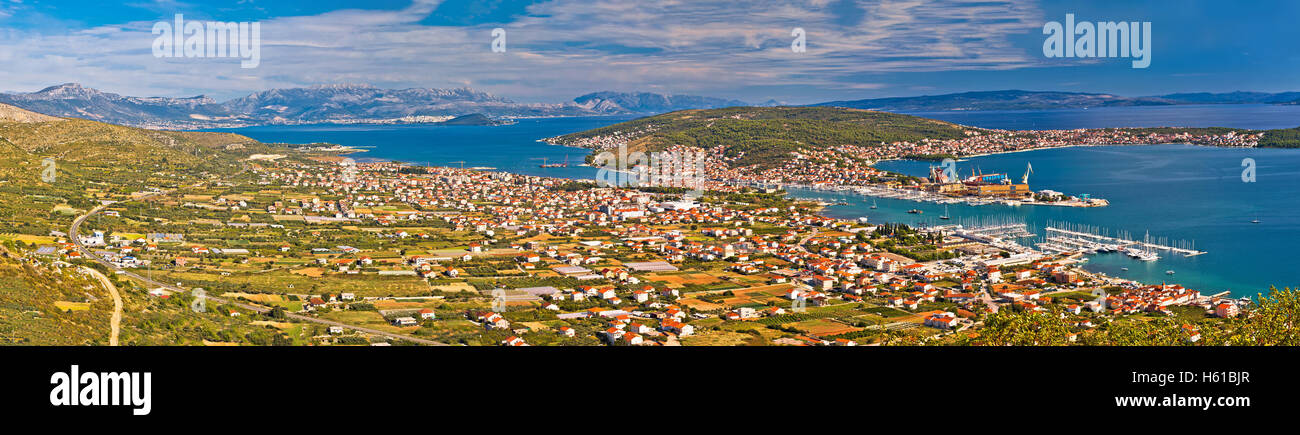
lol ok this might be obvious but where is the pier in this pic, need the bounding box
[1042,222,1206,258]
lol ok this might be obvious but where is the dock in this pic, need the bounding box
[1043,222,1206,257]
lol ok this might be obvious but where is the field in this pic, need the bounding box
[53,301,92,311]
[647,272,723,288]
[681,330,760,346]
[676,298,725,311]
[718,283,794,305]
[0,234,57,245]
[785,318,862,336]
[158,270,433,297]
[430,282,476,293]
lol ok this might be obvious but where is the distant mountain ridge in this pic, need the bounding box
[813,89,1300,111]
[0,83,227,128]
[0,84,756,129]
[8,84,1300,129]
[573,91,749,114]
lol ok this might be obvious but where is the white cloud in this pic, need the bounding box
[0,0,1046,103]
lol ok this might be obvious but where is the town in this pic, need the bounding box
[553,125,1261,201]
[18,153,1252,346]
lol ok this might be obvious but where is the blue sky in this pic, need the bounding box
[2,0,1298,104]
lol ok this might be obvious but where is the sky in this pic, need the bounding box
[1,0,1298,104]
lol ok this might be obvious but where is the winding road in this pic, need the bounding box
[70,202,449,346]
[81,266,121,346]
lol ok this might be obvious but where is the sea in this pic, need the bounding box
[211,104,1300,297]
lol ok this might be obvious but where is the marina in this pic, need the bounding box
[1041,222,1206,258]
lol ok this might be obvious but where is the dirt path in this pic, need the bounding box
[83,267,121,346]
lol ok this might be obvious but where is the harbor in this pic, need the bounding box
[1040,222,1207,260]
[766,161,1109,209]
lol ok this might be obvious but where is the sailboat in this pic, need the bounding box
[939,205,951,220]
[870,199,878,209]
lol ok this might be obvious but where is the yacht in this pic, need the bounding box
[907,209,923,214]
[939,205,951,220]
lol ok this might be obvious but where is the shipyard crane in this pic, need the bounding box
[448,161,466,169]
[1022,162,1034,184]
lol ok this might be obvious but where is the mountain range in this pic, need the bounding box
[0,83,609,129]
[812,89,1300,112]
[5,84,1300,130]
[573,91,752,114]
[0,84,764,129]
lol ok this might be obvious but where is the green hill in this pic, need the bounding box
[548,106,975,168]
[1258,126,1300,148]
[0,245,114,345]
[0,116,279,235]
[0,110,305,345]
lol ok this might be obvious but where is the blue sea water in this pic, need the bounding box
[794,144,1300,297]
[212,116,634,180]
[214,106,1300,297]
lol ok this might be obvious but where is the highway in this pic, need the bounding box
[70,202,450,346]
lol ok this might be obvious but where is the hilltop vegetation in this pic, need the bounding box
[550,106,974,168]
[0,110,310,345]
[975,286,1300,346]
[1258,126,1300,148]
[0,115,279,236]
[0,244,113,345]
[0,102,62,123]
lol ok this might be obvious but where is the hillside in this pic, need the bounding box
[0,102,61,123]
[0,116,273,238]
[436,113,511,126]
[0,246,114,345]
[547,106,975,167]
[0,113,326,346]
[1258,126,1300,148]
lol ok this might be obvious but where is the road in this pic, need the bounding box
[978,289,1000,313]
[797,228,820,248]
[81,266,121,346]
[70,203,449,346]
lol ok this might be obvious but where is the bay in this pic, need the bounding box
[211,116,633,180]
[213,106,1300,298]
[797,144,1300,298]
